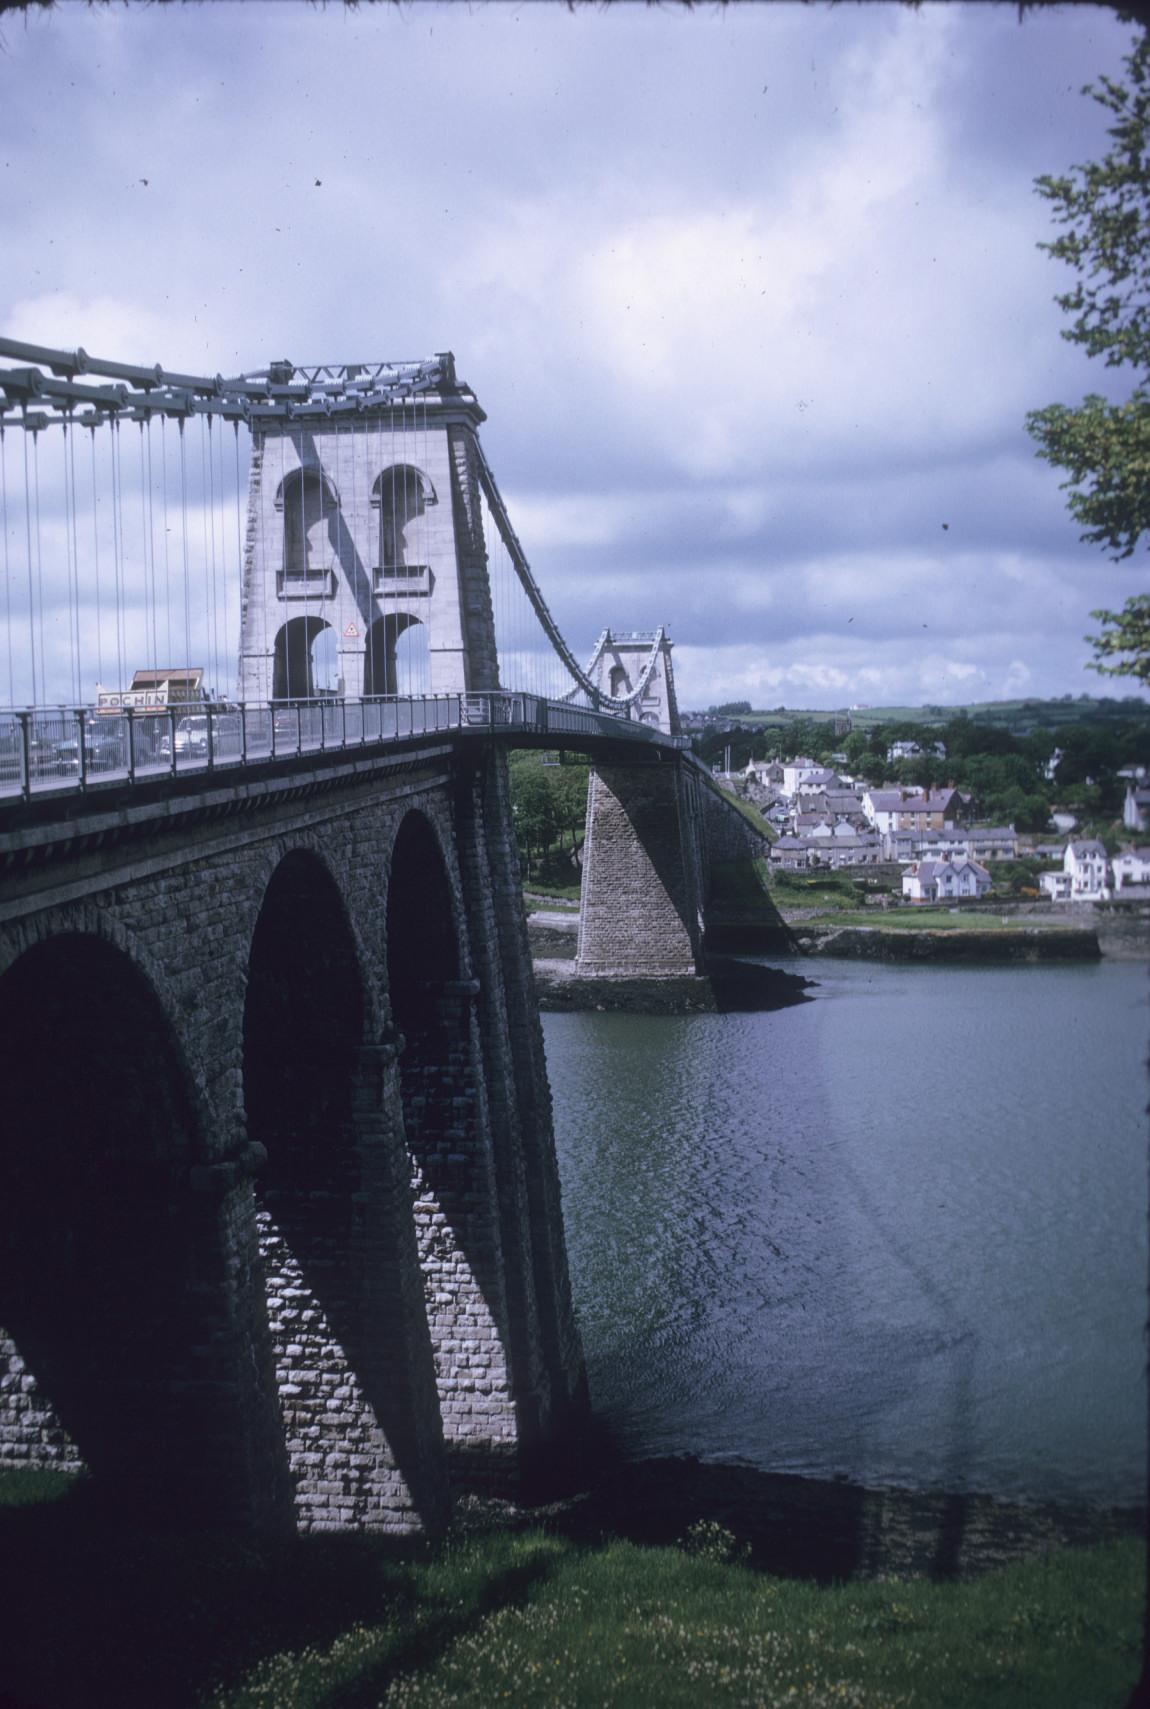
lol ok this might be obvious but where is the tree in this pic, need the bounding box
[1085,591,1150,683]
[1026,31,1150,674]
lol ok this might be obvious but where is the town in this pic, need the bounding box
[685,699,1150,912]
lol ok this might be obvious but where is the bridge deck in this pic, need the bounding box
[0,694,685,814]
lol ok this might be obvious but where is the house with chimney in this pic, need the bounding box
[862,785,964,836]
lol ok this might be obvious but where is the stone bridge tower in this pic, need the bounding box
[590,629,679,734]
[577,628,707,980]
[238,356,499,703]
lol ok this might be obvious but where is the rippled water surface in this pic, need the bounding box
[543,957,1148,1507]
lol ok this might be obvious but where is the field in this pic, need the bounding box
[698,694,1150,737]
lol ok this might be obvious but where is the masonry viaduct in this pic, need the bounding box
[0,347,768,1534]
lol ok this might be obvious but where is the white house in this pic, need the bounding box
[782,757,824,795]
[1112,846,1150,888]
[902,855,992,903]
[1123,785,1150,833]
[1041,839,1112,901]
[745,758,784,788]
[1067,839,1111,899]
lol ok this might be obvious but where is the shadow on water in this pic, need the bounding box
[705,954,817,1013]
[536,1447,1146,1587]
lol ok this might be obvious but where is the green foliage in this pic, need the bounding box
[708,699,753,715]
[1087,592,1150,683]
[1032,34,1150,376]
[988,857,1060,897]
[1027,392,1150,562]
[507,750,589,878]
[1026,32,1150,679]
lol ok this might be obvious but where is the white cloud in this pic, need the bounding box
[0,2,1144,709]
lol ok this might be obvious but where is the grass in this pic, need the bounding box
[710,780,778,841]
[709,856,782,915]
[768,870,867,912]
[524,878,583,903]
[801,910,1078,932]
[0,1471,1142,1709]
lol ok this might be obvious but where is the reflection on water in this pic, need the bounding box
[544,957,1148,1507]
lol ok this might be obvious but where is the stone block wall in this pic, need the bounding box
[0,741,586,1532]
[576,761,704,976]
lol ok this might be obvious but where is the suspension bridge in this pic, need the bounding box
[0,338,766,1534]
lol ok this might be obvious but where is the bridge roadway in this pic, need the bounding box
[0,691,686,809]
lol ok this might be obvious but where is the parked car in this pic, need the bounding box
[51,724,127,773]
[160,715,210,759]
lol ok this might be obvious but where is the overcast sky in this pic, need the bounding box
[2,1,1146,710]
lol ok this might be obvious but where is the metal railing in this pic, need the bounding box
[0,694,684,806]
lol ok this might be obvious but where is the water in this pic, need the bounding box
[543,957,1148,1509]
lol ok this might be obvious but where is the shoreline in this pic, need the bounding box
[471,1454,1146,1584]
[527,895,1142,1009]
[791,922,1103,962]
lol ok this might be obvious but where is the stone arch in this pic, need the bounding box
[364,613,428,698]
[609,664,629,699]
[0,906,192,1064]
[386,810,517,1487]
[371,465,434,575]
[244,847,446,1530]
[273,614,333,701]
[276,466,339,582]
[0,932,251,1522]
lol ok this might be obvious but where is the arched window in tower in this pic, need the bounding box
[609,665,629,699]
[275,468,338,595]
[372,466,434,580]
[364,614,429,699]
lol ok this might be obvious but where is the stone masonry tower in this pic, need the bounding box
[238,356,499,703]
[577,628,706,979]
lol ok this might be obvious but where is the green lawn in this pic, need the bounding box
[801,910,1073,932]
[768,871,866,911]
[524,878,583,903]
[0,1472,1141,1709]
